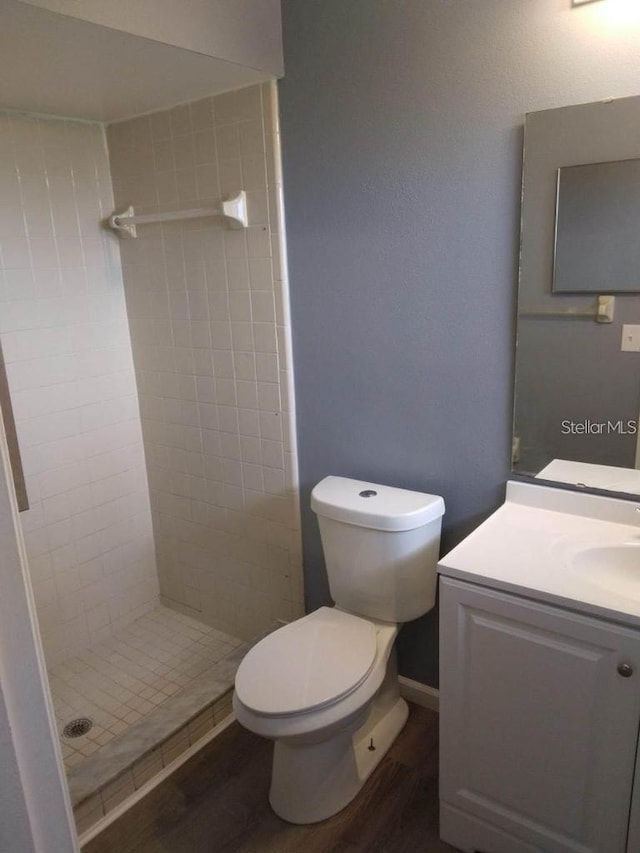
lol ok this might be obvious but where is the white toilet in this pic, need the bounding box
[233,475,445,824]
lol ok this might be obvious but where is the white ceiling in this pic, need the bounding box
[0,1,271,123]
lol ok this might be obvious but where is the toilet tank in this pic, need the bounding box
[311,476,445,623]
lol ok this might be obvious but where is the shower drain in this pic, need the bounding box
[62,717,93,739]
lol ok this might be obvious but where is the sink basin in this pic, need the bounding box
[570,545,640,594]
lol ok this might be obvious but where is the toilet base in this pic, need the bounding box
[269,675,409,824]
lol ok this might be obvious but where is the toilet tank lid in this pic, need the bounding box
[311,476,445,531]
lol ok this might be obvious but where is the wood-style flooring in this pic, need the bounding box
[84,704,459,853]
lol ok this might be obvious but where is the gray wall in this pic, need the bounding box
[278,0,640,686]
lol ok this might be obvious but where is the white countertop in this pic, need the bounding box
[536,458,640,495]
[438,481,640,627]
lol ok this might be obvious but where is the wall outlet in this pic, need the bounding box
[621,325,640,352]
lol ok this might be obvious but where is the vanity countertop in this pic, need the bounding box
[438,480,640,627]
[536,458,640,495]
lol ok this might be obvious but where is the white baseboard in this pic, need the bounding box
[399,676,439,712]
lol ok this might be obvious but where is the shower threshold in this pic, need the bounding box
[47,605,255,834]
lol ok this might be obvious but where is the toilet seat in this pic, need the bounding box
[234,607,377,717]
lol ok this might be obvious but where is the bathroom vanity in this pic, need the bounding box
[438,481,640,853]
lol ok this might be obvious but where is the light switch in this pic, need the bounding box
[621,325,640,352]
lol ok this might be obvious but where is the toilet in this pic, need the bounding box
[233,475,445,824]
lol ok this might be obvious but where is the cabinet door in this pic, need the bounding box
[440,577,640,853]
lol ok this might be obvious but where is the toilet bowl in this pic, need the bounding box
[233,476,445,824]
[233,607,406,824]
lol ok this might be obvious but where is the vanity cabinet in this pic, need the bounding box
[439,577,640,853]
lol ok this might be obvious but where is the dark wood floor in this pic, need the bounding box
[84,704,459,853]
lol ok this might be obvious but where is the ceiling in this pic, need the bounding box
[0,1,271,123]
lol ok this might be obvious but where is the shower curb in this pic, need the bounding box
[68,647,244,808]
[77,708,237,844]
[69,621,281,836]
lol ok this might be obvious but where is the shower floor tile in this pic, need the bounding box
[48,605,243,769]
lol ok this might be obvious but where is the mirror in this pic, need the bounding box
[553,158,640,294]
[513,95,640,496]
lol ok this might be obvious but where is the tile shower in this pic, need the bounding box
[0,82,302,835]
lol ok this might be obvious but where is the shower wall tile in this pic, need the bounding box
[0,112,159,666]
[107,83,303,640]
